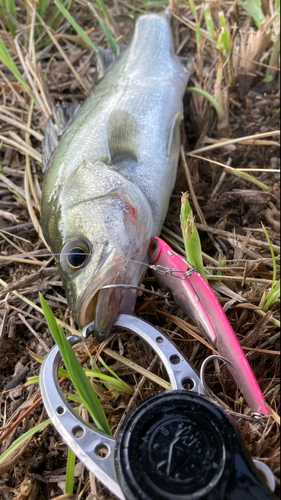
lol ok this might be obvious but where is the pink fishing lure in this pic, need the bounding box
[148,237,269,417]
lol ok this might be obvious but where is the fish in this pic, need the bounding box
[41,10,189,341]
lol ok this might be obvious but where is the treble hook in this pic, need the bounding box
[200,355,265,422]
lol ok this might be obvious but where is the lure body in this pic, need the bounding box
[148,237,269,416]
[41,12,189,339]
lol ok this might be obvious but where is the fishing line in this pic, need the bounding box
[100,284,172,303]
[5,253,149,262]
[4,249,175,300]
[5,253,196,279]
[4,254,152,270]
[8,253,275,265]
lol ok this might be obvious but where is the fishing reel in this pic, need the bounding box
[40,314,276,500]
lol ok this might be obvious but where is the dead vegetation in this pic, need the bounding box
[0,0,280,498]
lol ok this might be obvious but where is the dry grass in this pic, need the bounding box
[0,0,280,498]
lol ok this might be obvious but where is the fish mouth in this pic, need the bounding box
[77,246,127,336]
[93,286,125,342]
[78,291,99,328]
[79,286,125,342]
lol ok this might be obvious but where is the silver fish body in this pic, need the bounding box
[41,11,189,339]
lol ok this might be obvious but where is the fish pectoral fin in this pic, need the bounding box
[166,112,181,159]
[107,109,139,164]
[42,102,81,171]
[96,45,127,80]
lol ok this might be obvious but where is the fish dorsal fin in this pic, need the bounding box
[167,112,181,158]
[42,102,80,171]
[107,109,139,164]
[96,44,127,80]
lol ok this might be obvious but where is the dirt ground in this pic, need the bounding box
[0,3,280,499]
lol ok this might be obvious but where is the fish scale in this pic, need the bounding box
[41,11,189,339]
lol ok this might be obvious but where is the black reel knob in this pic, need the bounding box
[115,391,276,500]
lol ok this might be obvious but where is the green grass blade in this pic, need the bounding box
[58,367,69,377]
[265,280,280,309]
[0,0,16,36]
[65,393,84,403]
[225,167,270,191]
[238,0,265,27]
[99,17,119,56]
[0,38,38,104]
[180,193,207,282]
[216,27,230,55]
[85,346,95,368]
[261,223,276,289]
[203,4,215,40]
[84,369,133,393]
[95,0,111,23]
[186,87,223,116]
[259,290,267,308]
[65,448,76,495]
[49,0,72,30]
[39,294,111,435]
[218,10,226,29]
[28,351,69,378]
[28,351,44,363]
[91,356,132,393]
[195,22,202,47]
[38,0,51,18]
[133,0,168,10]
[217,254,226,276]
[261,224,280,310]
[27,375,40,384]
[0,419,50,465]
[54,0,99,53]
[97,354,122,380]
[5,0,16,20]
[87,3,119,56]
[189,0,198,22]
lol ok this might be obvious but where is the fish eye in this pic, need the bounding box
[149,238,158,253]
[67,247,87,269]
[60,239,91,274]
